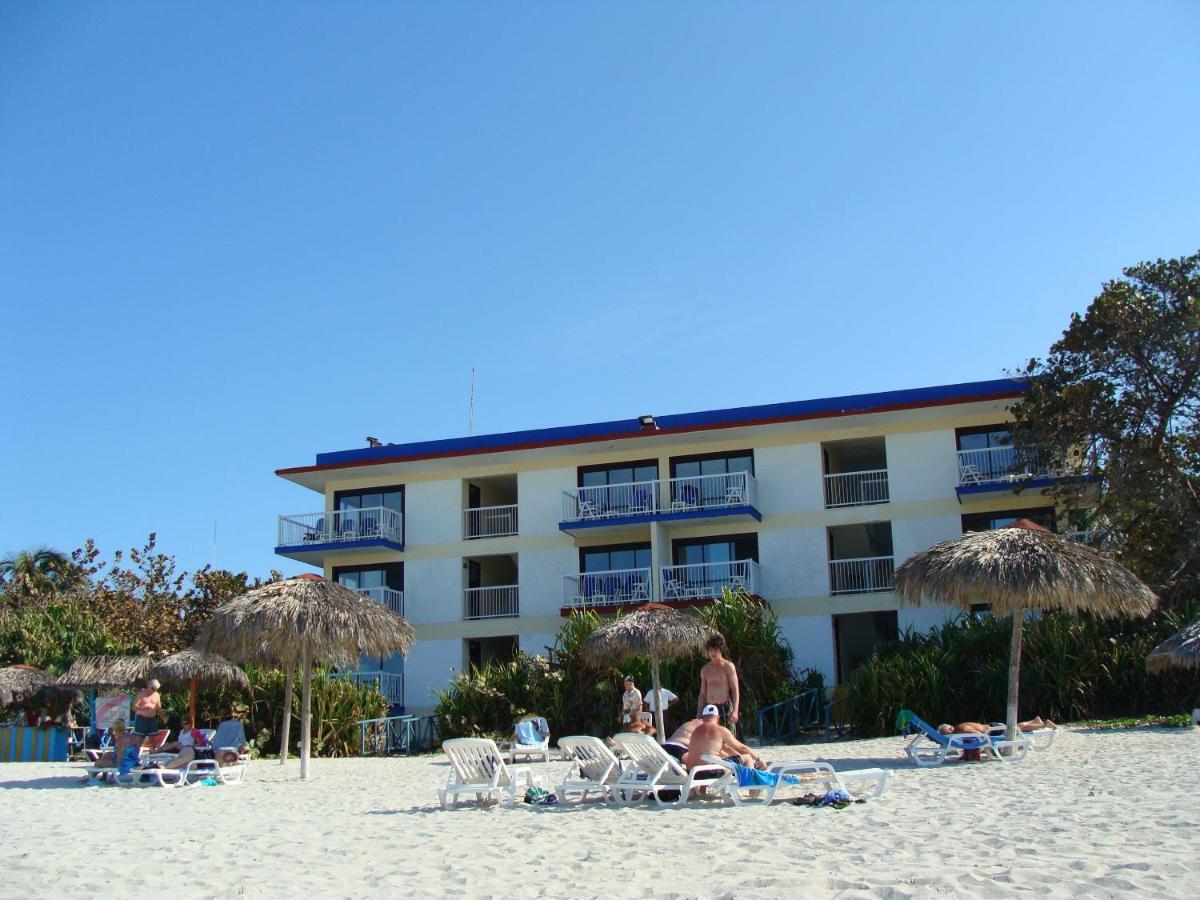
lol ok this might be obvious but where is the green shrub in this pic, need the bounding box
[846,602,1200,736]
[435,590,815,740]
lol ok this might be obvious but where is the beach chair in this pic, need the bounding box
[557,736,622,803]
[211,719,251,763]
[701,756,889,806]
[987,722,1057,751]
[902,712,1031,766]
[610,733,729,808]
[508,715,550,764]
[438,738,541,809]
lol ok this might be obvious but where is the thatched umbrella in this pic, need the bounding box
[56,655,154,690]
[896,520,1157,740]
[581,604,716,742]
[195,574,415,780]
[151,650,249,726]
[1146,619,1200,674]
[0,664,55,707]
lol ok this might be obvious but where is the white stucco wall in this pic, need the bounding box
[778,614,836,685]
[518,467,575,535]
[403,557,463,625]
[520,632,557,658]
[886,429,959,502]
[518,547,578,618]
[405,478,463,546]
[759,526,829,598]
[404,638,462,713]
[755,443,824,514]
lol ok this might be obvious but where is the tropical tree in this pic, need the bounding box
[0,546,83,606]
[1011,250,1200,608]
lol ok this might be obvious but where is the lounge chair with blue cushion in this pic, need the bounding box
[898,710,1031,766]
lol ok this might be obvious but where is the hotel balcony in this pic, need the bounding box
[828,555,896,595]
[563,567,652,611]
[358,586,405,617]
[463,585,519,620]
[463,504,518,540]
[955,446,1056,499]
[559,471,760,535]
[335,670,404,706]
[561,560,760,615]
[823,469,890,508]
[275,507,404,562]
[661,559,760,602]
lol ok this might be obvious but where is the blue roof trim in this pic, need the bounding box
[302,377,1027,469]
[558,504,762,533]
[274,538,405,556]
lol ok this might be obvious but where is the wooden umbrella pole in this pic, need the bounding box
[651,656,666,745]
[299,644,313,780]
[189,678,197,727]
[1006,611,1024,744]
[279,664,294,765]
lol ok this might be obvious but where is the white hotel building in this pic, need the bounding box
[275,378,1065,715]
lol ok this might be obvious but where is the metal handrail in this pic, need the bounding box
[755,688,822,745]
[563,567,652,608]
[463,504,519,539]
[823,468,890,508]
[561,478,661,522]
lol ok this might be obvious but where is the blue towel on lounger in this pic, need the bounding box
[514,721,541,745]
[733,764,800,788]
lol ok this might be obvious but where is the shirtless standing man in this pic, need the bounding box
[697,634,739,731]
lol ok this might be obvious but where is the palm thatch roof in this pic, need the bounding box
[1146,619,1200,673]
[194,576,416,668]
[150,650,249,691]
[0,665,56,706]
[581,605,715,666]
[56,655,154,690]
[895,527,1157,617]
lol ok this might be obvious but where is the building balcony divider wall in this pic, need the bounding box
[277,507,404,549]
[463,585,520,620]
[828,556,896,595]
[823,469,890,508]
[462,504,519,540]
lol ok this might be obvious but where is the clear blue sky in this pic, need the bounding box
[2,3,1197,581]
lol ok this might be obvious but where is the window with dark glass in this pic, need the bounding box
[332,485,405,541]
[671,534,759,566]
[334,485,404,515]
[961,508,1055,533]
[669,451,754,480]
[581,543,652,572]
[333,563,404,592]
[578,461,659,488]
[669,451,753,507]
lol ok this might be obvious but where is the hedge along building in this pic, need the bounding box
[274,377,1087,715]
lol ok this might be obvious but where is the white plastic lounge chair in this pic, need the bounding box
[509,715,550,764]
[1025,726,1057,750]
[903,713,1031,767]
[610,733,729,808]
[438,738,541,809]
[557,736,622,803]
[701,756,890,806]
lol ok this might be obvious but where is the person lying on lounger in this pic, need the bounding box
[937,716,1056,735]
[153,719,239,769]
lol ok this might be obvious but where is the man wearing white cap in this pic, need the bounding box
[682,703,763,771]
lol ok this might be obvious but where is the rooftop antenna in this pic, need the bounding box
[468,367,477,435]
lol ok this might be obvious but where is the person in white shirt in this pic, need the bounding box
[620,676,642,725]
[643,686,679,733]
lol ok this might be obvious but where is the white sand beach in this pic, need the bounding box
[1,727,1196,899]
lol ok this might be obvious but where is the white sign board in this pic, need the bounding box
[94,694,130,731]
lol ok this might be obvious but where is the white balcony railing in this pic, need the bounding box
[957,447,1044,486]
[823,469,890,508]
[338,670,404,704]
[829,556,895,594]
[563,567,652,609]
[561,479,660,522]
[661,559,760,601]
[463,504,518,540]
[666,471,757,513]
[463,585,519,620]
[358,587,405,617]
[560,472,757,523]
[277,507,403,547]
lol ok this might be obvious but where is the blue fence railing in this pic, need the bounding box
[357,714,439,756]
[755,689,822,745]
